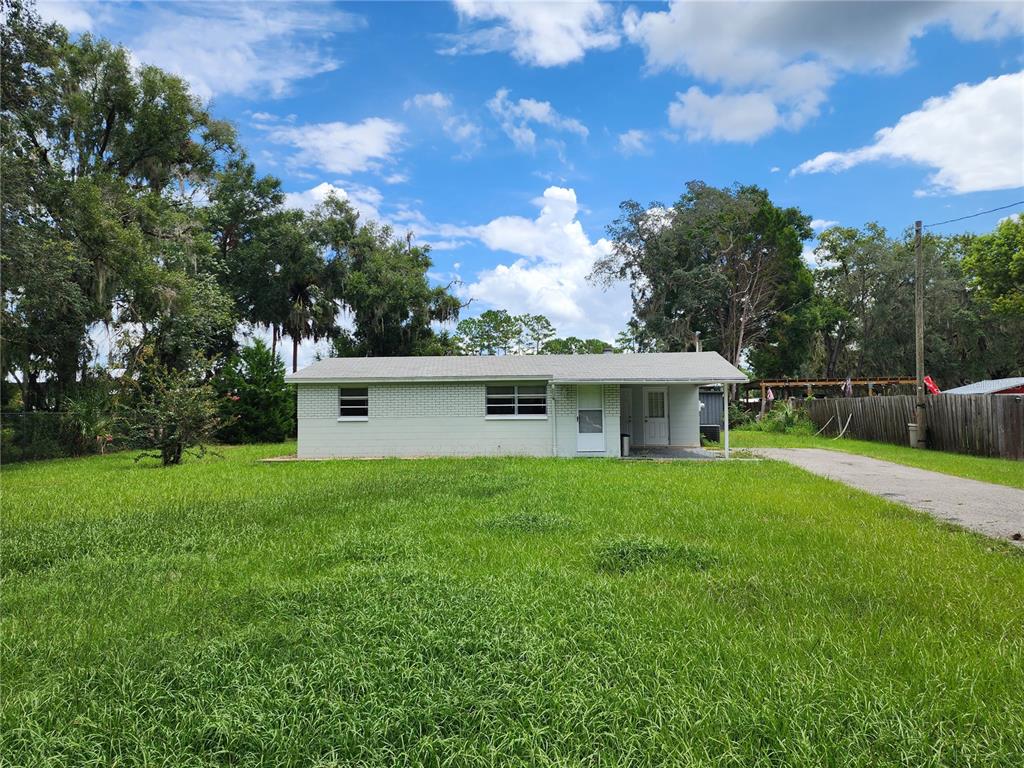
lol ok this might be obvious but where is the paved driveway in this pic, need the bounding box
[754,448,1024,546]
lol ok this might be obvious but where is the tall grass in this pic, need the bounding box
[2,445,1022,766]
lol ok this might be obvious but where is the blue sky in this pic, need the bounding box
[44,1,1024,352]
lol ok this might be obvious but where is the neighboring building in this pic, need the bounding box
[944,377,1024,395]
[285,352,746,459]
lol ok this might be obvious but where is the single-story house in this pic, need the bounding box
[944,377,1024,395]
[285,352,746,459]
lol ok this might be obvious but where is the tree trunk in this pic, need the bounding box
[162,441,183,466]
[292,336,299,373]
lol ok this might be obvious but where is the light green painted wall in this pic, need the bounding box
[668,384,701,447]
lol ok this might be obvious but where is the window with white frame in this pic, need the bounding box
[338,387,369,418]
[485,384,547,416]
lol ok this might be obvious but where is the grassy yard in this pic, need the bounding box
[2,446,1023,767]
[725,430,1024,489]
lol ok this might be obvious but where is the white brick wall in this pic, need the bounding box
[296,380,634,458]
[296,380,553,458]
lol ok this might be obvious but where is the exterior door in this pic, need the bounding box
[576,385,605,453]
[643,387,668,446]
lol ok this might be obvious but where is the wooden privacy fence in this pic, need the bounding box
[805,394,1024,460]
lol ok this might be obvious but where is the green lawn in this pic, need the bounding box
[3,446,1023,766]
[725,430,1024,489]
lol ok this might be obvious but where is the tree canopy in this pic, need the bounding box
[1,0,463,415]
[592,182,813,367]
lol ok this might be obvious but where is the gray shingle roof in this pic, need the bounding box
[286,352,747,384]
[943,377,1024,395]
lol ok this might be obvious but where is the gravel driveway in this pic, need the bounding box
[754,448,1024,547]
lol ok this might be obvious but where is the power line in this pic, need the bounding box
[922,200,1023,228]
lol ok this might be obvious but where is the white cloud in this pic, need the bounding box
[668,87,781,143]
[120,3,362,101]
[264,118,406,176]
[810,219,839,231]
[404,92,452,111]
[37,0,93,32]
[460,187,631,339]
[383,173,409,185]
[801,243,819,269]
[404,91,483,156]
[488,88,588,151]
[625,1,1023,142]
[443,0,619,67]
[617,129,652,156]
[794,72,1024,195]
[422,239,469,251]
[770,166,781,173]
[284,181,384,224]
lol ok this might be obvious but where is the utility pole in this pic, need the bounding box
[914,220,926,448]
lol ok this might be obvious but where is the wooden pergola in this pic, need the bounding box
[744,377,917,403]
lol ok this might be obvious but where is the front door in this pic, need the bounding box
[576,385,605,453]
[643,387,668,446]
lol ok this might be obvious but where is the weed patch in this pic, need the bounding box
[594,536,717,574]
[481,510,573,533]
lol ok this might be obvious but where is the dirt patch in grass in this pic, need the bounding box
[594,536,717,575]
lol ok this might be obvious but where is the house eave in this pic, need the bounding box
[287,375,748,385]
[285,375,554,385]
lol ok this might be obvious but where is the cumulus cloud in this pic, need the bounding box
[617,129,652,156]
[117,2,362,101]
[284,181,384,224]
[794,72,1024,195]
[488,88,588,151]
[442,0,619,67]
[668,88,781,143]
[460,187,631,339]
[263,117,406,176]
[625,0,1023,142]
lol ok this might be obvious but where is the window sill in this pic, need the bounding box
[337,416,369,422]
[485,415,548,420]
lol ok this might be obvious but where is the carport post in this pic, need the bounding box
[723,384,730,459]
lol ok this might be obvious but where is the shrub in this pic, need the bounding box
[215,340,293,444]
[0,412,66,462]
[728,401,754,428]
[750,401,815,434]
[122,362,225,466]
[62,380,118,455]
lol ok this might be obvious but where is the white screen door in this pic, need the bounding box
[643,387,668,446]
[576,385,605,453]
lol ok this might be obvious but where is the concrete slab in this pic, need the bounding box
[753,448,1024,547]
